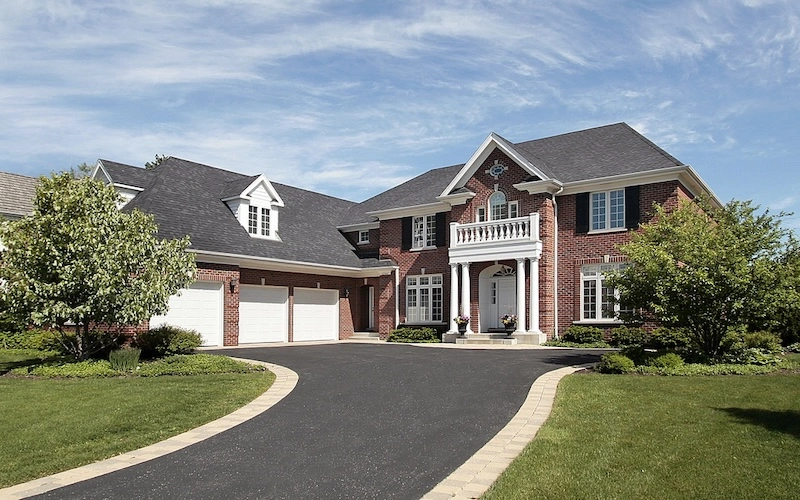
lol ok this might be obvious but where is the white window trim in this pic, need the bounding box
[358,230,370,245]
[405,274,444,323]
[579,263,628,322]
[245,203,279,241]
[476,206,486,223]
[412,214,437,250]
[589,189,625,233]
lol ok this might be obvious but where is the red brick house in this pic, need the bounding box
[91,123,719,346]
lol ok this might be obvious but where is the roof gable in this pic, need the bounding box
[221,174,285,208]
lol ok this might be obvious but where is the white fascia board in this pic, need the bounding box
[111,182,144,192]
[557,166,722,207]
[191,249,396,278]
[92,161,112,184]
[435,190,476,206]
[242,174,285,207]
[336,221,381,232]
[513,179,563,195]
[365,201,451,220]
[438,133,550,198]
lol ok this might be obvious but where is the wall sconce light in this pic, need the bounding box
[230,278,238,293]
[343,287,350,298]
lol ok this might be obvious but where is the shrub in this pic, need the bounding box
[646,352,685,369]
[542,339,611,348]
[133,325,203,358]
[610,326,649,347]
[721,329,784,365]
[562,326,604,344]
[109,347,141,372]
[742,331,782,354]
[648,327,691,350]
[0,329,62,351]
[137,354,266,376]
[786,343,800,353]
[597,353,635,374]
[386,327,440,343]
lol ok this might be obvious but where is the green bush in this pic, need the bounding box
[386,327,440,343]
[542,340,611,348]
[646,352,685,369]
[648,327,691,350]
[11,359,119,378]
[137,354,265,377]
[610,326,649,347]
[109,347,141,372]
[742,331,782,354]
[786,343,800,353]
[0,329,62,351]
[562,326,604,344]
[634,362,784,376]
[133,325,203,358]
[721,329,783,365]
[597,353,635,374]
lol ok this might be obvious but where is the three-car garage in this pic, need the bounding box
[150,281,340,346]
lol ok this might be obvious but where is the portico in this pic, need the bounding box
[447,213,546,344]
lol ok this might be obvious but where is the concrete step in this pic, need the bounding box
[350,332,381,340]
[455,334,517,345]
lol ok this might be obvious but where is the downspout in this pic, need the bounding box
[552,187,563,339]
[394,266,400,329]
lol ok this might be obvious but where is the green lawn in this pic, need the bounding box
[484,372,800,500]
[0,351,274,488]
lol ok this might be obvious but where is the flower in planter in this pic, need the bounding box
[501,314,517,326]
[454,315,470,325]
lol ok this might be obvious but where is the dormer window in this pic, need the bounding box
[248,206,271,236]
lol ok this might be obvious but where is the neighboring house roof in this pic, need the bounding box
[123,157,389,269]
[0,172,38,219]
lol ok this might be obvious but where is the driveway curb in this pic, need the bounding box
[0,359,298,500]
[421,363,593,500]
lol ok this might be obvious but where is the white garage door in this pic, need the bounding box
[293,288,339,342]
[239,285,288,343]
[149,281,223,346]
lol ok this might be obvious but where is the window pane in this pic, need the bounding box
[477,207,486,222]
[583,280,597,319]
[601,279,615,319]
[248,206,258,234]
[419,276,429,286]
[406,288,417,322]
[261,208,270,236]
[359,230,369,243]
[591,192,606,230]
[490,192,508,220]
[610,190,625,228]
[509,202,518,219]
[432,286,442,321]
[419,288,430,321]
[431,276,442,285]
[407,277,417,286]
[426,215,436,247]
[413,216,424,248]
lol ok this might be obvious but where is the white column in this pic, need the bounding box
[449,262,459,334]
[461,262,473,334]
[515,258,527,333]
[529,256,540,333]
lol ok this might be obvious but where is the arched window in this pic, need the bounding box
[489,191,507,220]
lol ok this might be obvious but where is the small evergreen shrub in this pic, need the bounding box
[610,326,649,347]
[562,326,604,344]
[742,331,782,354]
[109,347,141,372]
[386,327,440,343]
[646,352,684,369]
[134,326,203,358]
[648,327,691,350]
[597,353,635,374]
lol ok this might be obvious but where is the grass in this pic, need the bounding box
[0,349,64,373]
[484,372,800,500]
[0,350,275,488]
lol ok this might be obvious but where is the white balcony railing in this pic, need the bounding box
[450,213,540,248]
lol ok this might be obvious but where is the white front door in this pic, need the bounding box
[480,276,517,330]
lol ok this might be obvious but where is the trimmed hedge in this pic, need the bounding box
[133,325,203,359]
[386,327,440,343]
[562,326,604,344]
[597,353,635,374]
[610,326,649,347]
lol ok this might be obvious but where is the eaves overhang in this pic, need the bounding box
[365,201,452,220]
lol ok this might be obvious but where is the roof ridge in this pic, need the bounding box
[620,123,683,166]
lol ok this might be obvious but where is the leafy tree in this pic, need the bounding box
[607,199,795,357]
[0,173,196,360]
[144,154,169,170]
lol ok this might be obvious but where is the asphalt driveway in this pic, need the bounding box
[34,344,604,500]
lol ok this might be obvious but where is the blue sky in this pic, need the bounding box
[1,0,798,225]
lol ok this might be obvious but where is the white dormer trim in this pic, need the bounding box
[221,174,285,208]
[224,174,285,241]
[439,133,551,198]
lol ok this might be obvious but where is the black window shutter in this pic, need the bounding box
[575,192,589,234]
[625,185,640,229]
[401,217,412,250]
[435,212,447,247]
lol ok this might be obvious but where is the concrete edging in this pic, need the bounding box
[0,359,298,500]
[421,363,593,500]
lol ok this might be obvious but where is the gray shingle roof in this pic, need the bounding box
[342,123,684,223]
[124,157,390,269]
[0,172,38,218]
[99,159,157,189]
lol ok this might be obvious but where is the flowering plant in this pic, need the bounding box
[501,314,517,326]
[454,315,470,325]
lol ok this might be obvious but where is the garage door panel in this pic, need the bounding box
[293,288,339,342]
[239,285,288,343]
[150,281,223,347]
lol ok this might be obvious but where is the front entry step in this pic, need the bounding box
[456,334,518,345]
